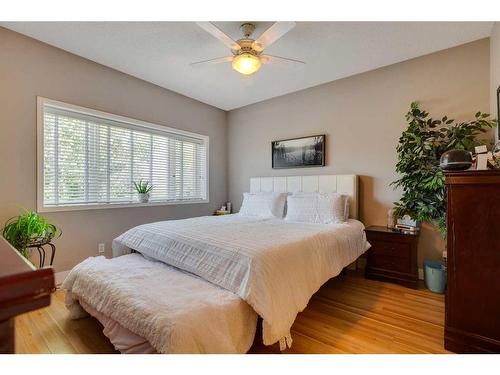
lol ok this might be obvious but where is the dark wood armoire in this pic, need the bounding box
[444,170,500,353]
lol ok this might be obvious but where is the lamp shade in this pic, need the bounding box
[232,53,261,75]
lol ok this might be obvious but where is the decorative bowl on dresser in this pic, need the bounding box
[444,170,500,353]
[364,226,419,289]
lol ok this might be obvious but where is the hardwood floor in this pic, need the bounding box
[15,271,450,354]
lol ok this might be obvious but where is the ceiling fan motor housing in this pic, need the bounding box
[233,23,259,56]
[235,39,259,55]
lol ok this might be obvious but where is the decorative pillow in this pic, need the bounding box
[285,192,348,224]
[239,192,288,218]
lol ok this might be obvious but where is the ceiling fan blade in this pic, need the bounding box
[252,22,296,52]
[196,22,241,51]
[190,56,233,66]
[260,54,305,65]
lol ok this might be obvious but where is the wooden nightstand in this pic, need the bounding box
[364,226,419,289]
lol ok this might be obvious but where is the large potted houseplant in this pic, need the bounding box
[392,102,497,237]
[2,209,61,260]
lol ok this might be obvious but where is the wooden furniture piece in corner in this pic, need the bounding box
[364,226,419,289]
[444,170,500,353]
[0,236,55,353]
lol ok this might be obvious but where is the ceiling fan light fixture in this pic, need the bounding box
[232,53,261,75]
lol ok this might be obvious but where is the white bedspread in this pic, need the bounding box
[112,215,369,347]
[62,253,258,353]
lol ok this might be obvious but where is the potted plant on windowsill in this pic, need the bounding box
[2,209,61,260]
[133,180,153,203]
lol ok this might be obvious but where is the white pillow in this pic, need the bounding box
[343,196,350,221]
[239,192,287,218]
[285,192,348,224]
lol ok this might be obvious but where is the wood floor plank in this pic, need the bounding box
[15,270,449,354]
[46,292,117,354]
[312,297,443,339]
[15,313,51,354]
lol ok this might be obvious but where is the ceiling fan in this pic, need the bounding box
[192,22,305,75]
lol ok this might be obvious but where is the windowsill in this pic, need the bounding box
[37,199,210,213]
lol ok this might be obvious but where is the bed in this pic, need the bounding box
[63,174,369,353]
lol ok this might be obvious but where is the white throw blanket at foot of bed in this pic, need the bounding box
[62,253,258,353]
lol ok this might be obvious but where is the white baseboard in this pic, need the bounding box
[55,270,70,286]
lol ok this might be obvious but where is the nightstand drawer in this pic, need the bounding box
[369,253,411,273]
[370,241,410,259]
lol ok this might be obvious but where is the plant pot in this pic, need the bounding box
[138,193,150,203]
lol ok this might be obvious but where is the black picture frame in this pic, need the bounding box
[272,134,325,169]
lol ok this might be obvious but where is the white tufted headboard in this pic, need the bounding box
[249,175,359,220]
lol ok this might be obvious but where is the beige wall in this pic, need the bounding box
[228,39,491,266]
[491,22,500,142]
[0,26,493,274]
[0,27,228,272]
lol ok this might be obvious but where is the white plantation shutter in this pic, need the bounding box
[40,100,208,209]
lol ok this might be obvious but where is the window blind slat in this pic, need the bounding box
[42,103,208,208]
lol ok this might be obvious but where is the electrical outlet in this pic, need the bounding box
[98,243,105,254]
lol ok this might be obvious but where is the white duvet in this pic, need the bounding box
[112,214,369,347]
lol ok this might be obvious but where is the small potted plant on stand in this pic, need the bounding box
[133,180,153,203]
[2,209,61,267]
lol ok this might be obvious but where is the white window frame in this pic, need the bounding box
[37,97,209,212]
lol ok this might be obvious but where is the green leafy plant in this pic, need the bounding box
[392,102,497,238]
[133,180,153,194]
[2,210,61,258]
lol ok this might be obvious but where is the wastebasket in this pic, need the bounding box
[424,260,447,294]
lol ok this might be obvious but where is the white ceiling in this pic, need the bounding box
[1,22,494,110]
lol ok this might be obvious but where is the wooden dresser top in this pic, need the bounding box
[444,169,500,185]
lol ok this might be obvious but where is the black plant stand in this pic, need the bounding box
[26,240,56,268]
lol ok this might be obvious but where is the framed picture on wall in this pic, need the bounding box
[497,86,500,139]
[272,134,325,169]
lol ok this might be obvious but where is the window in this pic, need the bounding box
[37,97,209,211]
